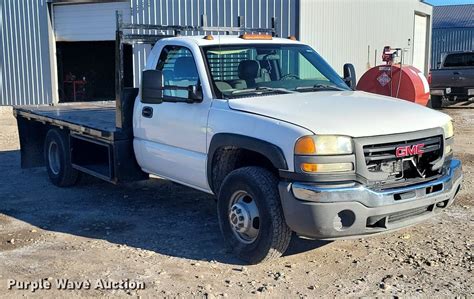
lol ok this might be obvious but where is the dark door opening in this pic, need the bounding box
[56,41,133,102]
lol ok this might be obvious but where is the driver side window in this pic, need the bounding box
[157,46,199,98]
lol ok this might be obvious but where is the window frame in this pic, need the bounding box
[155,45,202,101]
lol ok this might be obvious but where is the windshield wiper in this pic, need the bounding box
[295,84,347,92]
[230,86,295,96]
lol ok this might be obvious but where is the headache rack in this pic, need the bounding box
[114,11,278,122]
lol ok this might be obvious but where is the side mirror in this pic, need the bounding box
[343,63,357,90]
[141,69,203,104]
[141,70,164,104]
[188,85,203,103]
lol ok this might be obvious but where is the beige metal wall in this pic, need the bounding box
[299,0,433,79]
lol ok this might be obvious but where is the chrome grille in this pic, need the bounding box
[363,136,442,164]
[362,135,443,181]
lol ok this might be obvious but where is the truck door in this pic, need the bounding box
[133,45,212,191]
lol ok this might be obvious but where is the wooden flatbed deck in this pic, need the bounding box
[13,101,129,142]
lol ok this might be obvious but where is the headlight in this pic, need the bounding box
[295,135,353,155]
[442,120,454,139]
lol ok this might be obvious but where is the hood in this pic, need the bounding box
[227,91,451,137]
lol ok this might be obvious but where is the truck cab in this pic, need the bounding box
[13,20,463,264]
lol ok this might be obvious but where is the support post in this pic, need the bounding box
[115,11,125,128]
[238,16,244,28]
[271,17,278,37]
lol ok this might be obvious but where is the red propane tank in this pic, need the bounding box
[356,64,430,106]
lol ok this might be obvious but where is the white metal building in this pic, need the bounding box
[0,0,432,105]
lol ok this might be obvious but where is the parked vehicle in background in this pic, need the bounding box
[429,51,474,108]
[11,18,463,264]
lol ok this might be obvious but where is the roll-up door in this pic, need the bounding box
[54,2,130,42]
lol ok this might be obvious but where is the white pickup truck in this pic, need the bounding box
[14,21,463,264]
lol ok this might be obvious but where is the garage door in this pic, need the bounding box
[412,14,428,74]
[54,2,131,42]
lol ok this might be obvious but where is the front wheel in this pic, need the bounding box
[217,167,292,264]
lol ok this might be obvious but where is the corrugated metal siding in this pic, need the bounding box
[299,0,433,78]
[433,5,474,29]
[130,0,298,87]
[0,0,54,106]
[431,28,474,68]
[54,2,131,42]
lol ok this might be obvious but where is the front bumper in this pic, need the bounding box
[279,159,463,239]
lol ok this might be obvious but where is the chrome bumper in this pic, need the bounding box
[279,159,463,239]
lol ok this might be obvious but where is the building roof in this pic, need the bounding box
[433,4,474,29]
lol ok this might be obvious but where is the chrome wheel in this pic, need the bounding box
[48,141,61,175]
[228,190,260,244]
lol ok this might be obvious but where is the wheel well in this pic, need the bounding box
[211,146,278,194]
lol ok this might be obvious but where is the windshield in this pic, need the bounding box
[203,44,350,99]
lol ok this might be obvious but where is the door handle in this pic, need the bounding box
[453,72,460,75]
[142,106,153,118]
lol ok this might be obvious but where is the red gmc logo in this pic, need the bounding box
[396,144,425,158]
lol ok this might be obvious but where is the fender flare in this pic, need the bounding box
[207,133,288,190]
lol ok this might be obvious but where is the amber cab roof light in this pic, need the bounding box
[239,33,273,40]
[288,35,297,41]
[203,35,214,40]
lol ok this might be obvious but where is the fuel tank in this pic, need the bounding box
[357,64,430,106]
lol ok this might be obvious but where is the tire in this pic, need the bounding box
[431,95,443,109]
[44,128,79,187]
[217,166,292,264]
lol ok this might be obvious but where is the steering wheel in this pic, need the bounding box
[280,74,300,80]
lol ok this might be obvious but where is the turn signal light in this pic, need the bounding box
[239,34,273,40]
[301,163,353,173]
[295,136,316,155]
[301,163,318,173]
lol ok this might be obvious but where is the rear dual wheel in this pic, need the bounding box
[217,167,292,264]
[44,129,79,187]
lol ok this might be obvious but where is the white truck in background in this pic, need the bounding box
[13,20,463,264]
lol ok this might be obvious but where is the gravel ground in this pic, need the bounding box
[0,104,472,297]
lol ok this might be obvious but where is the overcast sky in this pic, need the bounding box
[425,0,474,5]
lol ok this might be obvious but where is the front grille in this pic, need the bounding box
[388,205,432,223]
[363,135,443,183]
[366,204,434,228]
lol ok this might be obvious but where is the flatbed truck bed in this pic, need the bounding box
[13,89,147,184]
[14,101,121,141]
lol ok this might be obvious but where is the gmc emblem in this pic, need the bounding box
[396,144,425,158]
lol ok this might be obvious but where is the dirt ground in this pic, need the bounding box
[0,104,472,298]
